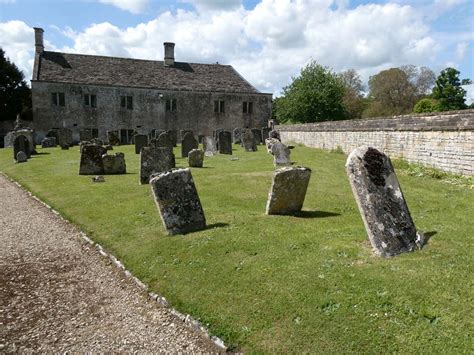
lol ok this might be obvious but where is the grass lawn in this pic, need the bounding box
[0,144,473,353]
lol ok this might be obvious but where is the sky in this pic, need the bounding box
[0,0,473,101]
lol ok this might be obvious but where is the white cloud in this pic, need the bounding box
[456,41,468,61]
[98,0,149,14]
[182,0,241,12]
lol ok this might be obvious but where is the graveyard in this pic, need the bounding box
[0,143,472,353]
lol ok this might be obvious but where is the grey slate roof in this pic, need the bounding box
[35,51,260,94]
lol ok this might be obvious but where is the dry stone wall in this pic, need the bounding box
[277,110,474,176]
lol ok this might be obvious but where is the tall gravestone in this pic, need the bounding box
[139,146,176,184]
[79,145,107,175]
[202,136,217,156]
[180,130,193,141]
[58,128,73,147]
[181,132,198,158]
[218,131,232,155]
[13,135,30,160]
[266,167,311,215]
[107,130,120,145]
[155,132,174,151]
[168,130,178,147]
[150,168,206,235]
[134,134,148,154]
[232,128,243,144]
[242,129,257,152]
[251,128,262,145]
[346,146,419,257]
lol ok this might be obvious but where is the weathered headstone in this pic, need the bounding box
[180,130,193,141]
[46,129,59,142]
[251,128,262,145]
[202,136,217,156]
[58,128,73,147]
[242,129,257,152]
[232,128,243,144]
[168,130,178,147]
[139,146,176,184]
[4,132,15,148]
[154,129,166,139]
[149,168,206,235]
[16,151,27,163]
[13,135,30,160]
[155,132,174,151]
[266,167,311,215]
[107,130,120,145]
[271,141,292,167]
[79,145,107,175]
[90,138,103,146]
[269,130,281,141]
[79,129,93,142]
[134,134,148,154]
[346,146,419,257]
[102,152,126,174]
[188,149,204,168]
[41,137,57,148]
[181,132,198,158]
[218,131,232,155]
[261,127,270,142]
[265,138,280,153]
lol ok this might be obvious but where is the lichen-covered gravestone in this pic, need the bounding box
[218,131,232,155]
[346,146,419,257]
[134,134,148,154]
[139,146,175,184]
[150,168,206,235]
[16,151,27,163]
[266,167,311,215]
[202,136,217,156]
[13,135,30,160]
[242,129,257,152]
[232,128,243,144]
[107,130,121,145]
[58,128,73,147]
[269,130,281,141]
[102,152,126,174]
[41,137,57,148]
[79,129,93,142]
[188,149,204,167]
[271,141,292,167]
[181,132,198,158]
[79,145,107,175]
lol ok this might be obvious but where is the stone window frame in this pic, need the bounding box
[84,94,97,108]
[120,95,133,110]
[51,92,65,107]
[165,98,177,112]
[243,101,253,114]
[214,100,225,113]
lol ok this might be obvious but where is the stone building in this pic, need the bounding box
[30,27,272,143]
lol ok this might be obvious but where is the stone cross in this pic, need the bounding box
[346,146,419,257]
[150,168,206,235]
[266,167,311,215]
[140,146,176,184]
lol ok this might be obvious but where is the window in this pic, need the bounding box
[165,99,177,112]
[120,96,133,110]
[84,94,97,108]
[243,101,253,114]
[51,92,65,107]
[214,100,225,113]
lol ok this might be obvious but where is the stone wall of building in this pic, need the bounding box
[277,110,474,176]
[31,81,272,143]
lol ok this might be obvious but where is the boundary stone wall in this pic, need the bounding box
[277,110,474,176]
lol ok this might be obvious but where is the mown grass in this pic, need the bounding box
[0,144,473,353]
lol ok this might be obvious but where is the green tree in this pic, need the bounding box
[432,68,467,111]
[0,48,31,121]
[461,78,472,85]
[413,98,441,113]
[363,65,435,117]
[339,69,366,119]
[275,60,345,123]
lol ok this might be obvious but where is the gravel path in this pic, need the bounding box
[0,174,221,353]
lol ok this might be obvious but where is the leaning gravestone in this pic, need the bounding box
[79,145,107,175]
[261,128,270,142]
[218,131,232,155]
[41,137,57,148]
[58,128,73,147]
[139,146,176,184]
[251,128,262,145]
[266,166,311,215]
[232,128,243,144]
[16,151,27,163]
[271,141,292,167]
[188,149,204,168]
[150,168,206,235]
[202,136,217,156]
[155,132,174,151]
[134,134,148,154]
[242,129,257,152]
[102,152,126,174]
[346,146,419,257]
[107,130,121,145]
[13,135,30,160]
[181,132,198,158]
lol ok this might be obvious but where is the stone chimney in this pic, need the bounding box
[163,42,175,66]
[34,27,44,54]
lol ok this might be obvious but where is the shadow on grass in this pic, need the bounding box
[204,222,229,230]
[33,152,51,155]
[292,210,341,218]
[422,230,437,245]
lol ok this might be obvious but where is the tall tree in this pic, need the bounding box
[339,69,366,119]
[432,68,467,111]
[275,60,345,124]
[364,65,435,117]
[0,48,31,121]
